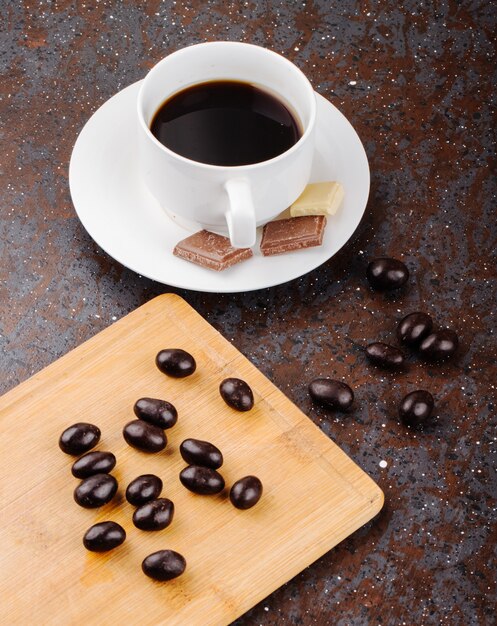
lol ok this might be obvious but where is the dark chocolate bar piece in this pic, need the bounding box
[173,230,253,271]
[260,215,326,256]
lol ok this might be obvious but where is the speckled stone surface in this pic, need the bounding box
[1,1,496,624]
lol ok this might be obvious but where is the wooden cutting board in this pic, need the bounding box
[0,294,383,625]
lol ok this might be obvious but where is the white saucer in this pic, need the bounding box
[69,81,369,293]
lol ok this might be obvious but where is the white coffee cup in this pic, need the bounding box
[137,41,316,248]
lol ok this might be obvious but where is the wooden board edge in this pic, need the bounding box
[221,483,384,626]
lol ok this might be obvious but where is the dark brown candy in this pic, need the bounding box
[308,378,354,411]
[123,420,167,453]
[229,475,263,510]
[74,473,118,508]
[366,257,409,290]
[179,465,225,495]
[126,474,163,506]
[134,397,178,429]
[71,451,116,478]
[142,550,186,581]
[179,438,223,469]
[366,342,405,369]
[155,349,196,378]
[133,498,174,531]
[219,377,254,411]
[397,312,433,346]
[83,521,126,552]
[419,329,459,361]
[399,390,435,427]
[59,422,101,455]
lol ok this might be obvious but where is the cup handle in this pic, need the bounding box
[224,178,256,248]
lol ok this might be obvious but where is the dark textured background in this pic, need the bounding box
[1,1,496,624]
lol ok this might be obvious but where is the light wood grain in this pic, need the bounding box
[0,294,383,625]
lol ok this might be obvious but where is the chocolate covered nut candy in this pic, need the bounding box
[173,230,252,271]
[290,181,344,217]
[399,390,434,427]
[179,465,225,495]
[397,312,433,346]
[83,522,126,552]
[71,451,116,478]
[142,550,186,581]
[366,342,405,369]
[134,397,178,429]
[74,474,118,508]
[123,420,167,453]
[180,439,223,469]
[419,329,458,360]
[126,474,163,506]
[220,378,254,411]
[133,498,174,531]
[59,423,101,455]
[309,379,354,411]
[260,215,326,256]
[230,476,263,510]
[366,258,409,290]
[156,348,196,378]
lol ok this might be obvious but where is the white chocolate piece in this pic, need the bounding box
[290,182,344,217]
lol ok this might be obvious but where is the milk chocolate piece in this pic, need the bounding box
[290,181,344,217]
[173,230,253,271]
[260,216,326,256]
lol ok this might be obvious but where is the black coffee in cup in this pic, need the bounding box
[150,80,302,167]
